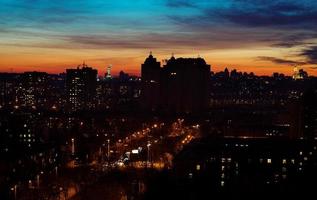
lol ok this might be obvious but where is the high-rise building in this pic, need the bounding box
[161,56,211,113]
[66,64,97,111]
[18,72,48,108]
[141,52,161,111]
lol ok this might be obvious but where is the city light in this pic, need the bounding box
[0,1,317,198]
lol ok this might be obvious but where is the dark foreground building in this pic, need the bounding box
[141,53,210,113]
[161,56,210,113]
[144,137,317,200]
[141,52,161,111]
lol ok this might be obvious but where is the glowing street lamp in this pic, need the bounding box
[11,185,17,199]
[107,139,110,160]
[147,141,151,167]
[71,138,75,155]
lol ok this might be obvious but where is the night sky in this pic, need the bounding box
[0,0,317,75]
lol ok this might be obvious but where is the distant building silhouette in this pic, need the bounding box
[66,64,97,111]
[0,73,19,107]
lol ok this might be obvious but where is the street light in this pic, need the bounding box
[107,139,110,160]
[71,138,75,155]
[147,141,151,168]
[11,185,17,199]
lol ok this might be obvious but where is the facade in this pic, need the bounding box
[18,72,49,108]
[66,65,97,111]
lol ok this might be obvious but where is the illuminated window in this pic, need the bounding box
[267,158,272,164]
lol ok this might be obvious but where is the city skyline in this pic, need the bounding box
[1,1,317,199]
[0,53,314,77]
[1,0,317,76]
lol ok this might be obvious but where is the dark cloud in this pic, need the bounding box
[65,32,265,50]
[170,1,317,30]
[222,10,317,28]
[257,56,307,65]
[270,33,317,48]
[271,41,305,48]
[299,46,317,64]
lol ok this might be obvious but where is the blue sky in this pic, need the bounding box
[0,0,317,75]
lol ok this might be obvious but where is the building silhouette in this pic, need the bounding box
[161,56,211,113]
[141,53,210,113]
[141,52,161,111]
[66,64,97,111]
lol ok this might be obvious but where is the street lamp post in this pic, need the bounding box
[107,139,110,160]
[55,166,58,177]
[71,138,75,155]
[36,174,40,188]
[11,185,17,200]
[147,141,151,168]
